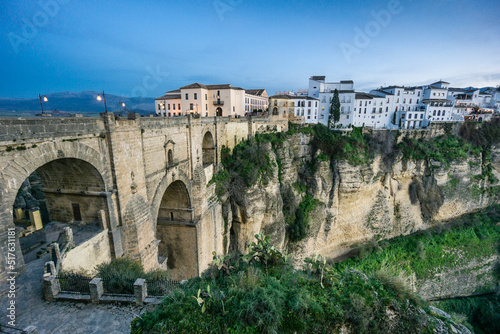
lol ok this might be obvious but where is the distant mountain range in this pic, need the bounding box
[0,91,155,117]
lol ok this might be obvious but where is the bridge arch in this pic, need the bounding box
[154,178,197,279]
[0,142,113,274]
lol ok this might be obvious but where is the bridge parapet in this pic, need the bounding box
[0,117,105,143]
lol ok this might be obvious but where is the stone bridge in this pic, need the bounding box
[0,113,287,280]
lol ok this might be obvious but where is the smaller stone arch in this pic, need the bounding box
[202,131,215,166]
[156,180,197,279]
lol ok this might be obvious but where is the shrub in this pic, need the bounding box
[132,235,434,334]
[287,195,320,242]
[95,257,170,294]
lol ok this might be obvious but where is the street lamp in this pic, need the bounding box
[38,94,48,114]
[118,101,126,112]
[96,91,108,113]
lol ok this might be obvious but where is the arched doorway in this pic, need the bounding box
[273,107,278,115]
[202,132,215,166]
[12,158,108,264]
[216,107,223,116]
[156,180,197,279]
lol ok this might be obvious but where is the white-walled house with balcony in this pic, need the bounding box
[308,76,355,127]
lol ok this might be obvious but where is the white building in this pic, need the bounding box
[352,92,396,129]
[245,89,269,114]
[421,81,457,124]
[155,89,182,117]
[308,76,355,127]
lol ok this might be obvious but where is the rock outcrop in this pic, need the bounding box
[222,133,499,266]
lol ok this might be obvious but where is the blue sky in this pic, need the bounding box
[1,0,499,98]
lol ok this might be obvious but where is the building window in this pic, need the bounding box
[185,93,189,100]
[190,103,194,111]
[206,104,208,110]
[217,90,220,97]
[157,104,161,110]
[233,106,235,112]
[178,103,181,110]
[173,104,176,110]
[194,93,198,100]
[205,94,207,100]
[168,104,171,110]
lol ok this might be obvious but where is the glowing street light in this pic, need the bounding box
[96,91,108,113]
[118,101,126,112]
[38,94,48,114]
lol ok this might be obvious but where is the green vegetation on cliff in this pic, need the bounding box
[132,234,440,334]
[287,194,320,242]
[398,135,481,166]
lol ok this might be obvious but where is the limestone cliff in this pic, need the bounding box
[222,132,500,266]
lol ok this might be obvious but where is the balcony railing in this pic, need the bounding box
[213,100,224,106]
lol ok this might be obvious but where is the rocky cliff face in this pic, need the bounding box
[222,132,500,265]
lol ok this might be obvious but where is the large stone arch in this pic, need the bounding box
[0,141,113,278]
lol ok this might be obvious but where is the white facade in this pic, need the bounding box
[155,90,182,117]
[245,89,269,114]
[353,92,395,129]
[308,76,355,127]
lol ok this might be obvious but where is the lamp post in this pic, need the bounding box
[118,101,126,112]
[38,94,48,114]
[96,91,108,113]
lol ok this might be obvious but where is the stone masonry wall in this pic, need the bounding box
[60,229,112,275]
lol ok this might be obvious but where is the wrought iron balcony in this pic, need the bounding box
[213,100,224,106]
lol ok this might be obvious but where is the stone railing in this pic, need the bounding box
[43,269,166,305]
[43,234,180,305]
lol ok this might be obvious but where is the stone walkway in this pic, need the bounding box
[0,254,152,334]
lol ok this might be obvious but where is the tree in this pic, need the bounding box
[328,89,341,128]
